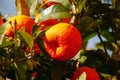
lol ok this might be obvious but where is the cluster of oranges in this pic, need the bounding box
[5,15,82,61]
[0,0,101,79]
[3,15,100,80]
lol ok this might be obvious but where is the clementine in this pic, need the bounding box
[42,0,59,8]
[32,72,37,78]
[5,15,35,36]
[38,19,59,30]
[43,23,82,61]
[61,18,76,25]
[26,42,41,55]
[71,66,100,80]
[0,18,3,25]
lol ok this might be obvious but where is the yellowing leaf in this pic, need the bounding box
[77,72,86,80]
[15,0,30,16]
[34,13,41,23]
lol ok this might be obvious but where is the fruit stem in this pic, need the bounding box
[14,20,17,39]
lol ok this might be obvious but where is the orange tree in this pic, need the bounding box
[0,0,120,80]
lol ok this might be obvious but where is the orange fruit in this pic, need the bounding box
[32,72,37,78]
[5,15,35,37]
[26,41,41,55]
[71,66,100,80]
[0,18,3,25]
[61,18,76,25]
[42,0,59,8]
[38,19,59,30]
[43,23,82,61]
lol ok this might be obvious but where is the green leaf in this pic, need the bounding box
[78,56,87,64]
[0,40,15,48]
[82,31,96,42]
[0,23,7,45]
[101,31,115,42]
[78,72,86,80]
[32,24,41,38]
[77,0,87,13]
[40,4,72,21]
[15,62,28,80]
[18,27,33,50]
[96,41,114,51]
[30,0,39,16]
[26,59,34,70]
[79,16,94,32]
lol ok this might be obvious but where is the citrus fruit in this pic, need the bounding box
[5,15,35,36]
[43,23,82,61]
[26,42,41,55]
[61,18,76,25]
[38,19,59,30]
[32,72,37,78]
[71,66,100,80]
[0,18,3,25]
[42,0,59,8]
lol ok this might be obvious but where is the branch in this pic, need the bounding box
[95,27,110,59]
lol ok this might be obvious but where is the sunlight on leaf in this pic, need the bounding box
[77,0,87,13]
[18,27,33,50]
[0,23,7,45]
[15,0,30,16]
[30,0,40,16]
[40,4,72,21]
[77,72,86,80]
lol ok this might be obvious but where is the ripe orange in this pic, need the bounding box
[71,66,100,80]
[32,72,37,77]
[0,18,3,25]
[26,42,41,55]
[38,19,59,30]
[43,23,82,61]
[5,15,35,36]
[42,0,59,8]
[61,18,76,25]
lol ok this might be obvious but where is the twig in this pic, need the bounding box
[95,27,110,59]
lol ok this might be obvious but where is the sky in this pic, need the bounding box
[0,0,16,16]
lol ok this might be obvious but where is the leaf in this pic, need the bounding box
[101,31,115,42]
[15,62,28,80]
[78,72,86,80]
[26,59,34,70]
[79,16,94,32]
[15,0,30,16]
[77,0,87,13]
[40,4,72,21]
[32,24,41,38]
[18,27,33,50]
[82,31,96,42]
[0,40,15,48]
[96,41,114,51]
[114,0,120,11]
[0,23,7,45]
[30,0,40,16]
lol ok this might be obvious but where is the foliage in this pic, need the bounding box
[0,0,120,80]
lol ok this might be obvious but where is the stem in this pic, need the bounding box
[14,20,17,39]
[95,27,110,59]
